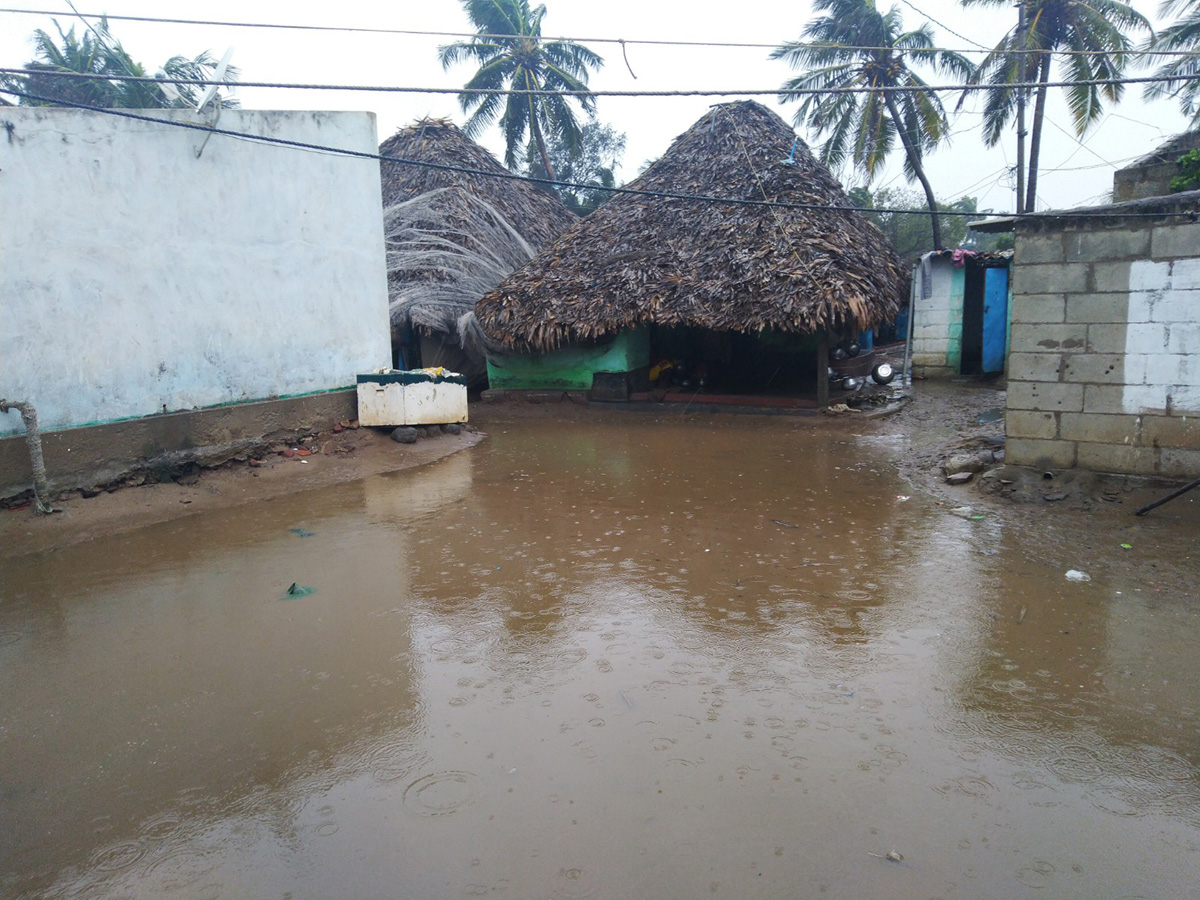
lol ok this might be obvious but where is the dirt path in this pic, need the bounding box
[0,425,484,559]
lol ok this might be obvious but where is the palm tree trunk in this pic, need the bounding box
[531,117,557,183]
[526,86,557,183]
[1025,52,1051,213]
[882,91,943,250]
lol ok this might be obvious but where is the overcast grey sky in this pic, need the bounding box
[1,1,1191,215]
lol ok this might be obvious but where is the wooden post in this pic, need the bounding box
[817,329,830,409]
[1015,2,1027,215]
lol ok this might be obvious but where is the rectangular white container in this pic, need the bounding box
[356,371,469,426]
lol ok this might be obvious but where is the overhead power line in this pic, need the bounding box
[0,6,1196,57]
[0,66,1194,97]
[895,0,989,50]
[1,85,1195,224]
[59,0,142,84]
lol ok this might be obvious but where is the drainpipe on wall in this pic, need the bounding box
[0,399,57,514]
[902,263,917,386]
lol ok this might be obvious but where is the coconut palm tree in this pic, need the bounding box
[772,0,973,250]
[438,0,603,180]
[1143,0,1200,124]
[1,18,237,109]
[962,0,1149,212]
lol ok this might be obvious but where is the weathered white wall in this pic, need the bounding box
[1123,259,1200,414]
[911,255,963,377]
[0,108,390,437]
[1005,204,1200,477]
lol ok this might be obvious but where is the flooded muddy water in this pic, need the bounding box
[2,417,1198,899]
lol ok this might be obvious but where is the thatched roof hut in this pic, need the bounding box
[476,101,909,353]
[379,118,576,256]
[378,119,577,376]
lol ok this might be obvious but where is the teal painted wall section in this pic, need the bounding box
[1004,279,1014,373]
[947,266,965,372]
[487,330,650,391]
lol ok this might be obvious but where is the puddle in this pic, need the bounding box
[1,419,1198,899]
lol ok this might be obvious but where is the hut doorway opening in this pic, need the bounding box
[647,326,821,398]
[960,262,1010,376]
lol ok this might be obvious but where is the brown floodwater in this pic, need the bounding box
[2,417,1198,899]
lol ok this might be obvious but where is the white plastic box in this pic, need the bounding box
[356,370,468,426]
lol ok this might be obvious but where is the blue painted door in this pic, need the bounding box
[982,267,1009,374]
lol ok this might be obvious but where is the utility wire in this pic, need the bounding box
[1,66,1194,96]
[896,0,990,50]
[0,6,1195,57]
[1041,152,1146,173]
[61,0,140,82]
[1,85,1194,223]
[1044,114,1117,170]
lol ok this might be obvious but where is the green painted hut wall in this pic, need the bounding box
[946,266,966,373]
[486,329,650,391]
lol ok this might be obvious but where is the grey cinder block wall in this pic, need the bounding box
[1005,192,1200,477]
[1112,132,1200,204]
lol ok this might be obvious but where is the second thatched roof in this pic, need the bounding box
[477,101,909,353]
[380,118,577,252]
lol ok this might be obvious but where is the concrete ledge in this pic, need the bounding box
[480,389,589,405]
[0,390,357,499]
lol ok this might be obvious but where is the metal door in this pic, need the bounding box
[982,267,1009,374]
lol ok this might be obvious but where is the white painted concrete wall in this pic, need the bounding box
[0,108,391,437]
[911,255,961,374]
[1123,259,1200,414]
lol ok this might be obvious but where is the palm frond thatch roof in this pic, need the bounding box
[476,101,910,353]
[380,118,577,253]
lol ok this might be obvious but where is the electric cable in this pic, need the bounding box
[1,85,1195,222]
[0,6,1194,57]
[1,65,1195,97]
[895,0,990,50]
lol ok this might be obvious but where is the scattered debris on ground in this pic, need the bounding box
[877,379,1191,518]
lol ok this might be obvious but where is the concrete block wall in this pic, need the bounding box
[911,258,963,377]
[1112,131,1200,204]
[1005,208,1200,477]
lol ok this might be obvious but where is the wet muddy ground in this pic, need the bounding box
[2,406,1198,899]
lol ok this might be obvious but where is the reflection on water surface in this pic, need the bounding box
[2,419,1198,899]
